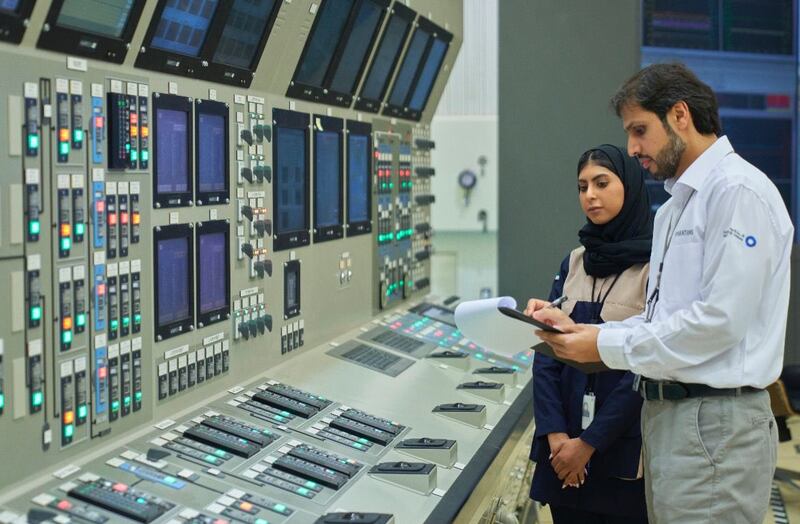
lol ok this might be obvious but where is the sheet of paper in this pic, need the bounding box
[454,297,542,357]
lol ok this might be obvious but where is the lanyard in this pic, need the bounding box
[645,190,696,323]
[590,273,621,324]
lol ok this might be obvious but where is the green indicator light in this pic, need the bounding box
[255,519,269,524]
[136,498,146,504]
[204,455,218,464]
[62,331,72,344]
[130,150,138,161]
[122,317,130,327]
[29,220,40,235]
[304,481,317,489]
[123,396,131,406]
[31,306,42,321]
[512,365,520,371]
[77,405,87,418]
[64,424,74,438]
[59,142,69,155]
[135,391,142,401]
[141,150,149,161]
[61,237,71,251]
[274,504,287,513]
[28,134,39,149]
[75,223,85,235]
[353,443,364,449]
[389,183,394,188]
[0,393,5,409]
[358,437,369,444]
[111,400,119,411]
[297,487,310,496]
[32,391,43,407]
[134,314,141,323]
[215,449,227,457]
[125,143,130,151]
[73,129,84,142]
[110,319,119,330]
[475,353,484,359]
[164,476,177,484]
[400,280,404,286]
[76,313,86,327]
[273,415,285,422]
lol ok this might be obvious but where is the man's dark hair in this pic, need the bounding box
[610,63,721,136]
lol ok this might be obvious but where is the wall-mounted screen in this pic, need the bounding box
[0,0,20,13]
[154,224,194,341]
[195,99,229,206]
[354,3,415,112]
[284,260,301,319]
[36,0,144,62]
[288,0,388,107]
[153,93,192,208]
[384,17,452,120]
[196,220,230,328]
[212,0,279,69]
[313,116,344,242]
[0,0,30,44]
[149,0,218,57]
[273,109,310,251]
[346,120,372,236]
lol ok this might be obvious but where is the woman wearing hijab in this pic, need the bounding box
[525,145,652,524]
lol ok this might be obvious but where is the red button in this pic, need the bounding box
[98,367,107,378]
[95,116,104,127]
[96,201,105,212]
[57,500,72,510]
[112,482,127,492]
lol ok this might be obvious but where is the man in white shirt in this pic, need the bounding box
[531,63,794,523]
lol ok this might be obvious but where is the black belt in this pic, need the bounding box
[637,378,762,401]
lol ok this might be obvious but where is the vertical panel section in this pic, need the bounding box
[7,94,21,156]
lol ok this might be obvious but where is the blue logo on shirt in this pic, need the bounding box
[745,235,757,247]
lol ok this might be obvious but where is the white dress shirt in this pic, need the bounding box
[597,136,794,388]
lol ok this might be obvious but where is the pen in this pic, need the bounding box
[547,295,568,309]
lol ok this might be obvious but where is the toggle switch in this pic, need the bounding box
[253,165,271,183]
[240,167,254,183]
[240,129,253,146]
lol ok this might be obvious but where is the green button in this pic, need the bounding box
[296,487,310,496]
[304,480,317,489]
[122,317,130,327]
[76,313,86,327]
[255,519,269,524]
[73,129,84,142]
[353,443,364,449]
[134,314,141,323]
[214,449,226,457]
[60,237,71,251]
[77,404,87,418]
[63,424,74,438]
[28,134,39,149]
[204,455,219,464]
[281,411,291,417]
[110,319,118,330]
[30,305,42,321]
[136,497,146,504]
[75,223,85,235]
[62,331,73,344]
[358,438,369,444]
[59,142,69,155]
[111,400,119,411]
[29,220,40,235]
[0,393,5,409]
[134,391,142,401]
[130,150,138,161]
[32,391,43,407]
[273,504,287,513]
[123,396,131,406]
[273,415,285,422]
[141,150,149,161]
[164,476,177,484]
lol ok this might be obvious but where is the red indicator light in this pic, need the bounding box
[63,410,74,424]
[59,128,70,142]
[108,213,117,225]
[60,224,71,237]
[98,367,107,378]
[97,283,106,295]
[96,201,105,212]
[120,212,129,225]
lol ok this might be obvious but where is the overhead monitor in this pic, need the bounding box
[153,93,193,208]
[313,116,344,242]
[384,17,451,120]
[273,109,310,251]
[354,3,416,113]
[154,224,194,341]
[0,0,32,44]
[288,0,388,107]
[195,99,229,206]
[36,0,145,62]
[346,120,372,236]
[137,0,280,87]
[196,220,230,328]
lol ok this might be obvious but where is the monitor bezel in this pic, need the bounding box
[152,92,193,209]
[353,2,416,113]
[153,223,194,342]
[194,98,230,206]
[195,219,230,329]
[345,120,373,236]
[312,114,345,243]
[272,108,311,252]
[36,0,145,63]
[0,0,36,44]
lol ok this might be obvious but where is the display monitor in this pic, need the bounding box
[313,116,344,242]
[354,3,415,112]
[386,27,430,108]
[212,0,279,69]
[346,120,372,236]
[294,0,355,89]
[149,0,218,57]
[0,0,20,13]
[153,94,193,208]
[195,99,229,205]
[407,30,451,118]
[273,109,310,251]
[196,220,230,327]
[36,0,144,62]
[154,224,194,341]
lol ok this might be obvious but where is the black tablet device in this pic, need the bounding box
[498,306,564,333]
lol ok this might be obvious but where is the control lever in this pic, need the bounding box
[248,320,258,338]
[241,243,254,258]
[396,437,458,467]
[147,448,170,462]
[254,219,272,237]
[253,124,272,143]
[241,167,254,183]
[238,322,250,340]
[254,260,273,278]
[27,509,58,524]
[241,205,254,221]
[368,461,437,494]
[262,314,273,332]
[240,129,254,146]
[254,165,272,183]
[256,317,266,335]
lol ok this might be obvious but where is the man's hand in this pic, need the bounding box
[551,438,595,488]
[523,298,550,317]
[536,324,602,363]
[523,298,574,327]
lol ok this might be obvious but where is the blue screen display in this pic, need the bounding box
[57,0,134,38]
[348,134,369,223]
[389,28,430,107]
[295,0,354,87]
[276,127,307,234]
[150,0,218,57]
[199,231,227,314]
[157,237,190,325]
[212,0,276,68]
[329,0,383,94]
[409,38,447,111]
[0,0,19,13]
[156,108,189,194]
[314,129,341,228]
[198,112,225,193]
[360,14,410,100]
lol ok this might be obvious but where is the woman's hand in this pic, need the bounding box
[523,298,551,318]
[533,308,574,328]
[551,438,595,488]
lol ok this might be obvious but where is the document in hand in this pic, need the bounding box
[454,297,609,373]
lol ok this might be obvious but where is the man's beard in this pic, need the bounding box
[649,124,686,182]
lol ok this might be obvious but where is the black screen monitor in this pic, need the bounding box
[209,0,281,80]
[354,3,415,113]
[196,220,230,327]
[153,93,193,208]
[36,0,144,62]
[313,115,344,242]
[154,224,194,341]
[384,17,451,120]
[149,0,218,57]
[0,0,31,44]
[288,0,388,107]
[273,109,310,251]
[195,99,229,206]
[346,120,372,236]
[284,260,301,319]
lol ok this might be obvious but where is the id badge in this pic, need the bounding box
[581,393,596,429]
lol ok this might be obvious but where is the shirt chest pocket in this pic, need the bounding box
[659,240,704,307]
